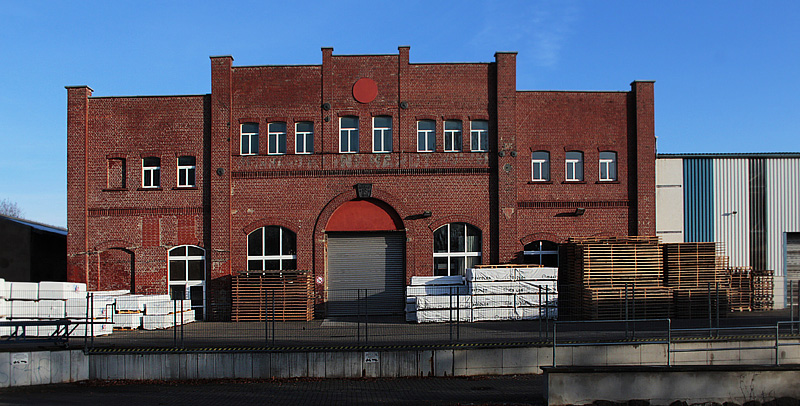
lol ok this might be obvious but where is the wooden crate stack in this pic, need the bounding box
[232,271,314,321]
[752,270,774,311]
[663,242,729,318]
[727,266,753,311]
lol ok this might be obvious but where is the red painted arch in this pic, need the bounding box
[325,199,403,232]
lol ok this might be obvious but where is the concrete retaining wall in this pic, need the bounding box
[0,350,88,387]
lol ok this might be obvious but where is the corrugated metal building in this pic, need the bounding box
[656,153,800,307]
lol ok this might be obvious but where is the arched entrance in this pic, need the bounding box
[326,198,405,316]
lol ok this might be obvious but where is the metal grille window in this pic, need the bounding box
[372,116,392,153]
[433,222,481,276]
[268,122,287,155]
[523,240,559,267]
[599,151,617,181]
[565,151,584,181]
[177,156,196,187]
[444,120,462,152]
[247,226,297,271]
[168,245,205,320]
[295,121,314,154]
[142,157,161,188]
[240,123,259,155]
[417,120,435,152]
[339,116,359,153]
[470,120,488,152]
[531,151,550,181]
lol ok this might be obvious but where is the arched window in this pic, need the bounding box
[433,222,481,276]
[168,245,205,320]
[523,240,559,267]
[531,151,550,181]
[599,151,617,181]
[565,151,583,181]
[247,226,297,271]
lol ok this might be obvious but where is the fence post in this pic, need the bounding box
[449,286,453,343]
[90,293,95,349]
[707,282,713,338]
[776,322,781,366]
[180,297,184,348]
[667,318,672,366]
[83,291,90,352]
[625,283,629,339]
[174,297,178,348]
[715,282,720,333]
[364,288,369,345]
[538,285,542,339]
[552,322,557,367]
[271,289,276,347]
[456,285,460,341]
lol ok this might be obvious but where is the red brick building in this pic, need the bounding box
[66,47,655,320]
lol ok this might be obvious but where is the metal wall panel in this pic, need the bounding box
[656,158,684,243]
[683,159,714,242]
[712,158,750,267]
[766,159,800,277]
[749,159,768,271]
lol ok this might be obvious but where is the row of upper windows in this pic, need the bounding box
[106,156,196,189]
[239,118,490,156]
[530,151,618,182]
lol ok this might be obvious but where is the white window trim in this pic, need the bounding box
[565,152,583,181]
[433,223,481,276]
[417,120,435,152]
[523,243,559,264]
[177,157,195,187]
[168,245,206,319]
[372,117,392,153]
[443,121,462,153]
[267,123,287,155]
[295,122,313,155]
[470,121,488,152]
[339,117,359,153]
[142,158,160,188]
[531,152,549,182]
[240,124,258,156]
[599,156,616,181]
[247,227,297,270]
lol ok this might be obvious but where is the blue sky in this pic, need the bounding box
[1,1,798,227]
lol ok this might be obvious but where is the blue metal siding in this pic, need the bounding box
[684,159,714,242]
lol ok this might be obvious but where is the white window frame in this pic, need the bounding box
[295,122,314,154]
[433,222,482,276]
[267,122,287,155]
[531,151,550,182]
[339,116,359,153]
[417,120,435,152]
[168,245,205,320]
[247,226,297,271]
[372,116,392,153]
[177,156,196,187]
[240,123,259,156]
[523,240,559,266]
[565,151,583,181]
[142,157,160,188]
[599,151,617,181]
[443,120,462,152]
[470,120,488,152]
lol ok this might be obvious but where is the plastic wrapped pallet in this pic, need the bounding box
[407,285,468,297]
[468,281,518,295]
[466,268,515,282]
[409,275,465,286]
[142,314,174,330]
[38,299,66,318]
[9,282,38,300]
[415,295,471,310]
[0,278,6,298]
[472,307,517,322]
[416,309,471,323]
[471,294,515,308]
[515,267,558,281]
[517,280,558,294]
[113,312,142,329]
[516,306,558,320]
[178,309,195,324]
[0,299,8,318]
[92,290,130,296]
[65,297,114,319]
[0,316,8,337]
[115,294,171,312]
[38,281,87,300]
[145,300,173,315]
[69,322,113,337]
[10,300,38,318]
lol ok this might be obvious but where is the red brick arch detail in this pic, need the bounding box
[427,215,483,232]
[313,187,409,238]
[241,218,299,236]
[519,232,566,246]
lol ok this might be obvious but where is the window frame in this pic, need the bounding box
[168,245,206,320]
[247,226,297,271]
[240,123,259,156]
[470,120,489,152]
[372,116,393,153]
[295,121,314,155]
[339,116,359,153]
[142,157,161,188]
[267,122,287,155]
[523,240,559,267]
[416,120,436,152]
[565,151,584,182]
[432,222,482,276]
[177,156,196,188]
[599,151,618,181]
[443,120,463,152]
[531,151,550,182]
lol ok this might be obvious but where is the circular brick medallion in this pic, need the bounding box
[352,78,378,103]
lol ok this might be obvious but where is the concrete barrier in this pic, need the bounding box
[0,350,87,388]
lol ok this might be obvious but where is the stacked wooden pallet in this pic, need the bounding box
[583,286,673,319]
[752,270,774,311]
[232,271,314,321]
[674,287,730,319]
[727,267,753,311]
[663,242,730,318]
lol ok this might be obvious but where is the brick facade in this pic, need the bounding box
[66,47,655,320]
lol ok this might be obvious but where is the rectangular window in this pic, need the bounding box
[470,120,488,152]
[444,120,462,152]
[177,156,196,187]
[565,151,584,181]
[417,120,435,152]
[599,151,617,181]
[339,116,359,153]
[107,158,126,189]
[240,123,259,155]
[531,151,550,181]
[295,121,314,154]
[142,157,161,188]
[268,122,287,155]
[372,116,392,153]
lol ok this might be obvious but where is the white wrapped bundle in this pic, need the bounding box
[407,285,468,297]
[472,307,517,322]
[517,280,558,294]
[69,321,114,337]
[92,290,130,296]
[37,300,66,318]
[0,278,7,298]
[416,309,471,323]
[115,294,171,312]
[465,268,515,282]
[143,314,174,330]
[38,281,87,299]
[64,297,114,318]
[515,267,558,281]
[9,282,38,300]
[178,309,195,324]
[113,312,142,329]
[415,295,471,310]
[0,299,8,317]
[516,306,558,320]
[468,281,518,295]
[11,300,38,318]
[471,294,515,308]
[409,275,464,286]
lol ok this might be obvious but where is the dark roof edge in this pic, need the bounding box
[0,214,68,234]
[658,152,800,159]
